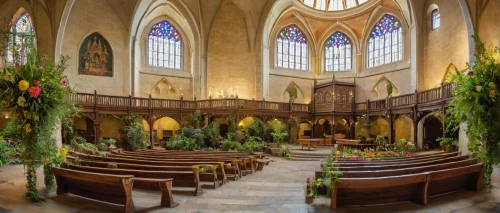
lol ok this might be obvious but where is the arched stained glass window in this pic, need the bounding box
[147,20,182,69]
[325,32,352,71]
[367,14,402,68]
[432,9,440,30]
[7,9,35,65]
[301,0,371,12]
[276,25,309,70]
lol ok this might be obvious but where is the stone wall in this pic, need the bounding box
[61,0,130,96]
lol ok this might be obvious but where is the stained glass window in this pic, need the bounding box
[367,14,403,68]
[301,0,371,11]
[7,10,35,65]
[147,20,182,69]
[432,9,440,30]
[324,32,352,72]
[276,25,308,70]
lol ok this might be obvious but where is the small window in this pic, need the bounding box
[432,9,440,30]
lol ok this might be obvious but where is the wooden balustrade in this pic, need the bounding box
[292,104,309,112]
[97,95,130,107]
[417,87,441,103]
[67,93,95,105]
[356,103,367,111]
[132,97,149,108]
[390,94,415,107]
[369,99,387,110]
[151,99,181,108]
[442,83,456,99]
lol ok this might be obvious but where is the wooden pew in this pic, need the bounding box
[334,156,470,171]
[69,151,235,183]
[331,153,460,167]
[51,167,178,213]
[69,164,204,196]
[335,152,457,162]
[106,152,252,177]
[80,160,220,189]
[316,159,477,179]
[329,163,485,210]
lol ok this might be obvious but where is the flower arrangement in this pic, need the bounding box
[308,155,342,202]
[0,25,75,201]
[448,36,500,190]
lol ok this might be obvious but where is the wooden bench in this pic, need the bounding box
[70,151,235,183]
[334,156,470,171]
[256,159,272,171]
[334,152,458,162]
[331,154,461,167]
[52,167,178,212]
[68,165,204,196]
[316,159,477,179]
[80,160,220,189]
[328,163,484,210]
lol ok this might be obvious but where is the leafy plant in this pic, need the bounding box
[289,86,298,99]
[181,137,198,151]
[436,137,457,147]
[387,81,393,96]
[396,138,416,152]
[270,122,288,143]
[75,136,86,144]
[448,36,500,190]
[221,134,242,151]
[202,121,220,147]
[97,143,107,151]
[243,136,264,152]
[125,121,150,151]
[309,155,342,200]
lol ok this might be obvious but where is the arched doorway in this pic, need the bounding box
[73,116,95,143]
[314,119,331,138]
[266,118,286,142]
[299,122,312,138]
[423,116,443,150]
[355,118,369,139]
[100,116,126,147]
[394,115,414,143]
[213,117,229,138]
[334,119,350,140]
[369,117,390,142]
[153,116,181,147]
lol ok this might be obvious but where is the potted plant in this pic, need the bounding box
[436,137,457,153]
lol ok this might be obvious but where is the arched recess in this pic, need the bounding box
[152,116,180,147]
[299,121,313,138]
[130,0,202,99]
[369,76,400,100]
[369,117,390,138]
[417,112,443,149]
[206,2,256,100]
[314,118,332,138]
[99,116,126,145]
[334,119,350,139]
[78,32,113,77]
[269,12,316,73]
[282,81,305,102]
[394,115,414,143]
[360,6,411,74]
[150,77,180,99]
[355,118,369,138]
[72,115,95,143]
[441,63,457,84]
[317,22,360,77]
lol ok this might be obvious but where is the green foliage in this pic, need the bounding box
[310,155,342,199]
[125,121,150,151]
[244,118,266,139]
[221,133,242,151]
[396,138,416,152]
[387,81,393,96]
[281,145,290,158]
[0,141,23,166]
[287,117,300,144]
[448,36,500,190]
[75,136,86,144]
[204,147,215,151]
[181,137,198,151]
[192,109,203,128]
[179,127,205,148]
[202,121,220,147]
[166,134,199,151]
[436,137,457,147]
[289,86,298,99]
[242,136,264,152]
[97,143,107,151]
[270,122,288,143]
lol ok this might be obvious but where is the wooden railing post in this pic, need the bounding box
[148,94,152,109]
[180,95,184,121]
[414,89,419,105]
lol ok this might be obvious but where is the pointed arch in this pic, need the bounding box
[275,24,309,70]
[442,63,457,84]
[150,77,179,96]
[78,32,114,77]
[7,7,36,65]
[369,76,400,99]
[282,81,305,99]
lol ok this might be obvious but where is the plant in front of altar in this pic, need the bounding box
[0,33,75,201]
[448,35,500,190]
[308,155,342,203]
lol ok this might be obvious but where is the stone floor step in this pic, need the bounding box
[288,157,324,161]
[290,154,327,159]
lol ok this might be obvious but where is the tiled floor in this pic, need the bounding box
[0,157,500,213]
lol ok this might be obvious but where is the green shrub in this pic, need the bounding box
[97,143,107,151]
[75,136,86,144]
[437,137,457,147]
[221,140,242,151]
[270,123,288,143]
[243,136,264,152]
[126,121,150,151]
[181,137,198,151]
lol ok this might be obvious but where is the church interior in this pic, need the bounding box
[0,0,499,212]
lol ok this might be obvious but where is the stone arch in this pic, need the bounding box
[369,76,400,100]
[369,117,390,138]
[417,112,443,149]
[441,63,457,84]
[282,81,305,101]
[99,115,126,145]
[150,77,180,99]
[152,116,181,146]
[317,22,360,75]
[394,115,414,143]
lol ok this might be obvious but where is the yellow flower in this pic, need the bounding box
[490,89,496,99]
[488,82,497,89]
[25,124,31,133]
[23,111,32,119]
[18,80,29,91]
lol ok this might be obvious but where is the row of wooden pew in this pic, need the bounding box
[314,152,485,210]
[53,149,271,213]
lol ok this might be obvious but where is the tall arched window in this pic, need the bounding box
[432,9,440,30]
[325,32,352,71]
[276,25,308,70]
[7,9,35,65]
[147,20,182,69]
[367,14,402,68]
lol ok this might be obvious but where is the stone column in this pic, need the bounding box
[458,122,468,155]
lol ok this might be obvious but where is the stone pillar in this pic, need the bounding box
[54,123,63,148]
[458,122,468,155]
